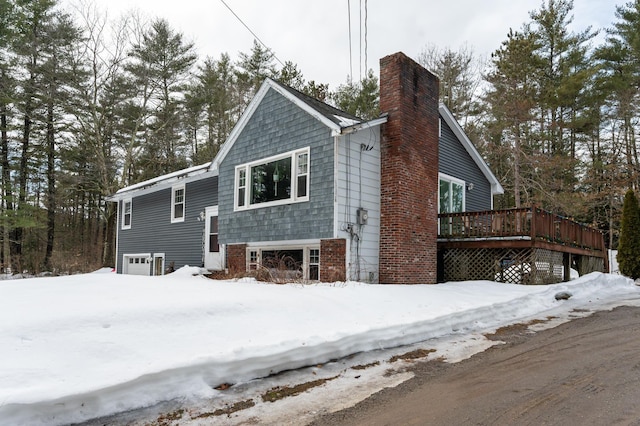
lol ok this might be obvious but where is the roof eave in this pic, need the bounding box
[335,113,389,136]
[107,166,217,202]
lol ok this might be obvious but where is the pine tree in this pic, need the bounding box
[236,40,277,108]
[528,0,597,214]
[484,29,542,208]
[617,189,640,279]
[596,0,640,190]
[277,61,305,91]
[331,69,379,120]
[417,43,484,129]
[191,54,239,163]
[0,0,15,272]
[129,19,196,180]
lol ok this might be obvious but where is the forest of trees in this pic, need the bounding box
[0,0,638,274]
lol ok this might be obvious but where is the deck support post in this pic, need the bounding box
[563,252,571,282]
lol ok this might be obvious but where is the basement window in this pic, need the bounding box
[246,246,320,281]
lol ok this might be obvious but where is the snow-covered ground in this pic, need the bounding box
[1,268,639,425]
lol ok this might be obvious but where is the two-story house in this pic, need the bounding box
[108,52,503,284]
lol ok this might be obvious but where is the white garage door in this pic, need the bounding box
[124,255,151,276]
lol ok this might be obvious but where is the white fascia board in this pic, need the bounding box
[107,168,218,202]
[438,104,504,195]
[267,80,343,133]
[337,114,388,135]
[115,162,212,195]
[245,239,321,248]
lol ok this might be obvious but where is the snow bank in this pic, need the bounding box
[0,270,637,425]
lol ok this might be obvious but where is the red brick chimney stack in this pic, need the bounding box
[379,52,440,284]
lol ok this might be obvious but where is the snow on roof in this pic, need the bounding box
[334,115,360,127]
[108,162,215,201]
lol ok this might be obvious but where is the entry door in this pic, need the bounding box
[153,254,165,275]
[204,206,224,270]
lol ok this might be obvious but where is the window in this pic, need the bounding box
[249,250,259,270]
[122,199,132,229]
[172,184,185,222]
[439,174,465,214]
[235,148,310,210]
[296,151,308,198]
[245,246,319,281]
[439,174,465,235]
[237,169,246,208]
[309,248,320,281]
[208,216,219,253]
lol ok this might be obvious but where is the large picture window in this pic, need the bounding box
[235,148,310,210]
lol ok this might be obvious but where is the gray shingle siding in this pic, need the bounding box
[219,88,334,244]
[116,175,218,272]
[439,119,492,211]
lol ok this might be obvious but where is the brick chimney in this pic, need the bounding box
[379,52,440,284]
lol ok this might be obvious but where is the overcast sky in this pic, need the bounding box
[75,0,619,88]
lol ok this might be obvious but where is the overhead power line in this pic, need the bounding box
[348,0,353,81]
[219,0,285,67]
[347,0,368,83]
[364,0,368,75]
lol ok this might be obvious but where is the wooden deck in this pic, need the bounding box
[437,207,608,284]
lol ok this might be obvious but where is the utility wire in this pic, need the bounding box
[347,0,353,81]
[364,0,368,75]
[359,0,362,81]
[219,0,285,67]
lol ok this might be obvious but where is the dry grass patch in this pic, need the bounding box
[388,348,436,363]
[262,376,339,403]
[192,399,256,419]
[351,361,380,370]
[485,316,557,340]
[151,408,184,425]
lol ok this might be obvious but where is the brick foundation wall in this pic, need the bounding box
[227,244,247,274]
[320,238,346,282]
[379,52,440,284]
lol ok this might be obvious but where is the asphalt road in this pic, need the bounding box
[310,305,640,426]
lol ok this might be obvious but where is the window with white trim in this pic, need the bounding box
[122,199,132,229]
[171,184,185,222]
[309,248,320,281]
[235,148,310,210]
[438,174,465,214]
[245,246,320,281]
[208,216,219,253]
[237,168,247,208]
[438,173,465,235]
[248,250,259,270]
[296,151,308,198]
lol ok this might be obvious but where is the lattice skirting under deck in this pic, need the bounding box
[440,247,605,284]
